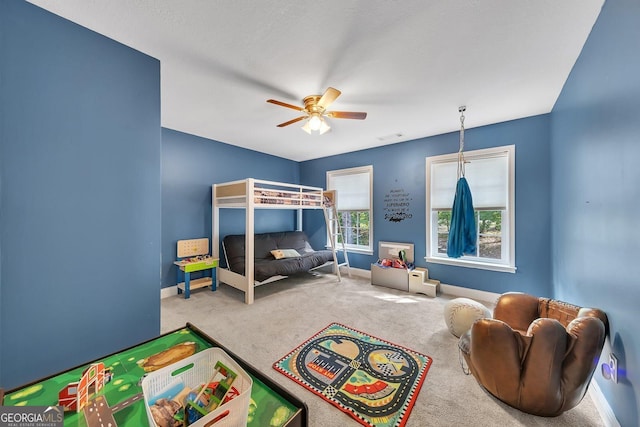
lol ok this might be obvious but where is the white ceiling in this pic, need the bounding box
[27,0,604,162]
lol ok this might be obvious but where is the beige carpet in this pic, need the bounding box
[161,271,605,427]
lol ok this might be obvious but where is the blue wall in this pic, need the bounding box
[300,115,552,296]
[161,128,300,286]
[0,1,161,389]
[551,0,640,425]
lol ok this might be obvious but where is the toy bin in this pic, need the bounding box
[142,347,252,427]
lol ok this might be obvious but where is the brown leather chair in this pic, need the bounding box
[458,292,608,416]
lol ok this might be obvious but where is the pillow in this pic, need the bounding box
[271,249,301,259]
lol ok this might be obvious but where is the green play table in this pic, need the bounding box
[1,323,307,427]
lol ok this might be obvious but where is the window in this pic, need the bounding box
[426,145,516,272]
[327,165,373,254]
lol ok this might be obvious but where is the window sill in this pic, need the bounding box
[425,256,516,273]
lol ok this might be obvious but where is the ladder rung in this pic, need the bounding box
[324,205,350,277]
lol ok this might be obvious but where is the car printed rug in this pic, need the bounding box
[273,323,432,427]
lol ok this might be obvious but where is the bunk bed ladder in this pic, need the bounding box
[323,195,351,280]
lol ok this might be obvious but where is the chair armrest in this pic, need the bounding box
[562,317,606,399]
[577,307,609,335]
[493,292,540,332]
[468,318,530,396]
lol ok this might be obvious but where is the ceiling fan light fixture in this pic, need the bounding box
[319,119,331,135]
[308,113,322,131]
[268,87,365,135]
[302,113,330,135]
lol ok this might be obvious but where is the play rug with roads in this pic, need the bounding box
[274,323,432,427]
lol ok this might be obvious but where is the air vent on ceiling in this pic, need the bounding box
[377,133,403,142]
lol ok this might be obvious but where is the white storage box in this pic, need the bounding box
[371,241,414,291]
[408,268,427,292]
[371,263,409,291]
[423,279,440,297]
[142,347,252,427]
[408,267,439,297]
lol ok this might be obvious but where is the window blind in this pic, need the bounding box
[431,154,508,210]
[328,170,370,211]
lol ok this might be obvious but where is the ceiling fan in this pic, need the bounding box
[267,87,367,135]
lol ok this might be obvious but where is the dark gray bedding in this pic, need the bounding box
[223,231,334,282]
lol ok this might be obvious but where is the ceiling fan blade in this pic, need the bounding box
[326,111,367,120]
[277,116,307,127]
[317,87,341,109]
[267,99,305,112]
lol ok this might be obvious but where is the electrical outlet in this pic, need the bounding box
[609,353,618,384]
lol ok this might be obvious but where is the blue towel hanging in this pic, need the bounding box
[447,106,476,258]
[447,177,476,258]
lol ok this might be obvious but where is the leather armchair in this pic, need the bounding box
[458,292,608,416]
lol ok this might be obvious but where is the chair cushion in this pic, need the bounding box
[444,298,492,337]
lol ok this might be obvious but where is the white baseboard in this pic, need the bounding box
[341,266,500,303]
[163,266,496,307]
[439,283,500,305]
[161,285,178,299]
[341,266,370,278]
[589,379,620,427]
[161,266,369,299]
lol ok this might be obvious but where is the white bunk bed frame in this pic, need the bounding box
[212,178,332,304]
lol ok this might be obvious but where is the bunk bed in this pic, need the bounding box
[212,178,336,304]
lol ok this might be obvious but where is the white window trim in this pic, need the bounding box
[326,165,374,255]
[425,145,516,273]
